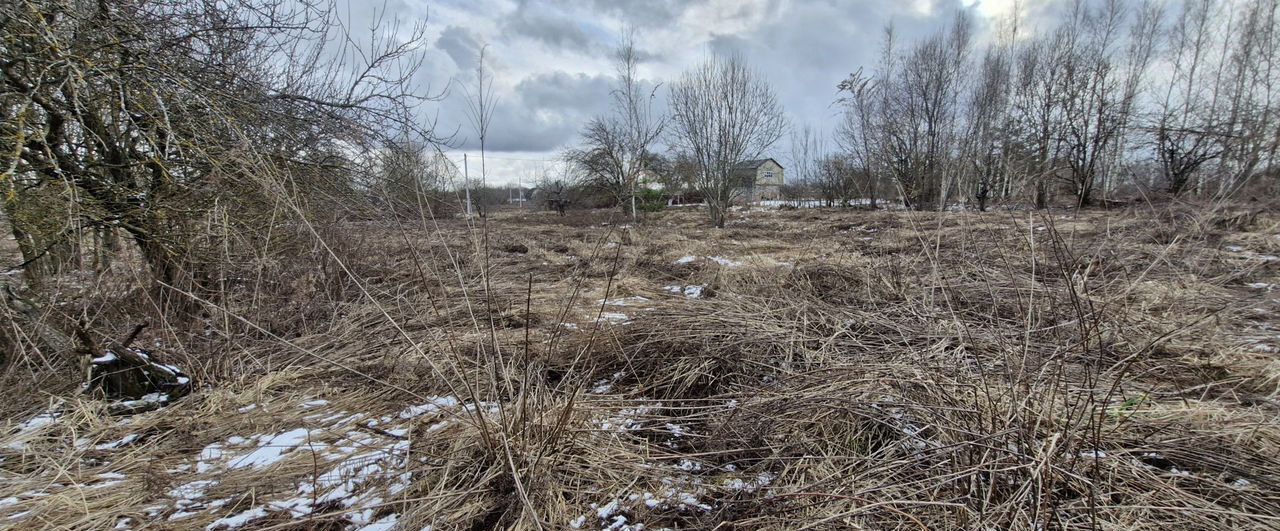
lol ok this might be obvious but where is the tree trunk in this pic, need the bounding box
[1034,181,1049,210]
[131,229,200,317]
[1,283,73,368]
[708,202,727,228]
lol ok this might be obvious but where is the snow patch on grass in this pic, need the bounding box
[598,312,632,325]
[708,256,741,267]
[664,285,704,298]
[599,296,651,306]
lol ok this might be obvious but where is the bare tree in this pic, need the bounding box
[1211,0,1280,198]
[1050,0,1160,206]
[870,14,973,210]
[668,54,787,227]
[568,32,664,221]
[836,69,885,208]
[372,139,455,217]
[1150,0,1224,196]
[963,46,1014,211]
[0,0,438,311]
[567,116,626,209]
[1010,32,1070,208]
[462,45,497,218]
[534,163,583,216]
[789,125,822,204]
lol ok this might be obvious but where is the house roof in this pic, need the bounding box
[731,158,783,170]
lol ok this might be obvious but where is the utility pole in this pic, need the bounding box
[464,153,473,218]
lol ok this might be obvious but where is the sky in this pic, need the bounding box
[350,0,1039,186]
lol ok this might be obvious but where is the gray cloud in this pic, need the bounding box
[581,0,701,29]
[435,25,482,71]
[451,71,615,152]
[503,12,597,53]
[707,33,750,57]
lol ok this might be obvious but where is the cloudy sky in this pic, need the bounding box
[359,0,1038,186]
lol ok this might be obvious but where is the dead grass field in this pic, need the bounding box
[2,204,1279,530]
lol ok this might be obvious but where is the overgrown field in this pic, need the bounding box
[2,204,1279,530]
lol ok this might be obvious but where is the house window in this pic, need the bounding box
[763,171,774,180]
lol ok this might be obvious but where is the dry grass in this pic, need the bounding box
[2,203,1279,530]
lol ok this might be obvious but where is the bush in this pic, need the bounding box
[638,189,667,213]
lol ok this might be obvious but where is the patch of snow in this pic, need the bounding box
[4,410,63,451]
[92,352,119,364]
[676,459,702,472]
[598,405,654,432]
[357,514,399,531]
[674,256,696,265]
[723,472,776,492]
[196,444,225,473]
[227,428,312,469]
[664,285,704,298]
[604,515,630,530]
[599,296,650,306]
[1247,282,1275,290]
[301,399,329,409]
[591,380,613,394]
[708,256,741,267]
[95,433,140,450]
[596,499,621,519]
[205,506,267,530]
[758,199,828,208]
[1080,450,1107,459]
[113,392,170,411]
[398,396,462,419]
[598,312,631,325]
[1226,245,1245,252]
[665,423,687,437]
[237,404,258,413]
[1232,478,1252,488]
[159,397,478,528]
[13,412,60,432]
[171,479,215,506]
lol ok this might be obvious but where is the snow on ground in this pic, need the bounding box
[597,312,632,325]
[2,410,61,451]
[567,458,775,530]
[599,296,651,306]
[1224,245,1280,262]
[673,255,742,267]
[1,395,483,530]
[664,285,704,298]
[708,256,742,267]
